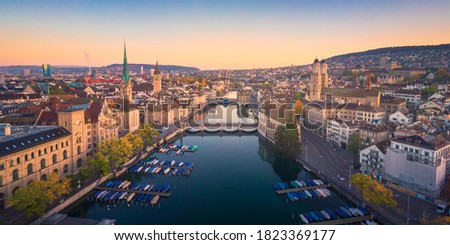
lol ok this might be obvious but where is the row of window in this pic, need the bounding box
[5,141,70,168]
[1,150,69,171]
[8,158,83,183]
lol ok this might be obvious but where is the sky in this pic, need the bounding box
[1,0,449,70]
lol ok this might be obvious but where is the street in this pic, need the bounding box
[299,127,439,224]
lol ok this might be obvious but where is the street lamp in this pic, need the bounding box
[348,163,353,190]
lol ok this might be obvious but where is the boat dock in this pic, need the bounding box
[133,163,191,169]
[93,186,171,197]
[310,215,373,225]
[276,184,331,195]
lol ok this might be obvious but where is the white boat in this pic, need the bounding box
[136,166,144,173]
[150,195,160,205]
[178,162,184,167]
[340,207,352,217]
[126,193,135,202]
[300,181,307,186]
[316,179,324,185]
[96,191,107,199]
[143,184,151,191]
[151,167,158,174]
[155,167,162,174]
[163,168,171,174]
[122,181,131,189]
[119,192,128,200]
[172,169,178,175]
[304,190,312,198]
[321,188,331,196]
[313,189,323,198]
[150,159,158,165]
[170,160,176,166]
[300,214,309,224]
[312,180,321,186]
[159,161,165,166]
[320,210,331,220]
[295,180,303,187]
[355,208,365,216]
[316,189,326,198]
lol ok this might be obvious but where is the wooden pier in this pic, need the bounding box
[276,184,332,195]
[93,186,171,197]
[133,163,192,169]
[309,215,373,225]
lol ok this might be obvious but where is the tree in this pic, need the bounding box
[8,173,70,217]
[294,92,303,100]
[124,133,143,154]
[275,124,300,158]
[294,100,304,115]
[347,133,361,154]
[433,68,449,82]
[420,216,450,225]
[351,173,397,208]
[423,84,438,96]
[138,123,159,147]
[86,152,110,176]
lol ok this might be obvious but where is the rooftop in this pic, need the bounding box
[393,134,450,151]
[0,126,71,157]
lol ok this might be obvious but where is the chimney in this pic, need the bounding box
[0,123,12,136]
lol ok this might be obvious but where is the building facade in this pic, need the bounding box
[153,62,162,95]
[0,124,72,208]
[325,118,360,148]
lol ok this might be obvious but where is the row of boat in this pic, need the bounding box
[299,206,373,224]
[273,179,328,191]
[186,127,257,133]
[91,190,160,205]
[129,165,192,176]
[105,180,171,193]
[158,144,198,153]
[138,159,194,168]
[286,188,332,201]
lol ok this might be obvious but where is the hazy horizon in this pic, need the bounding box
[1,0,450,70]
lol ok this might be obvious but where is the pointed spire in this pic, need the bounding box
[122,41,130,85]
[154,60,161,75]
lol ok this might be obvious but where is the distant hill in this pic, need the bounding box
[0,63,200,74]
[327,43,450,68]
[103,63,200,73]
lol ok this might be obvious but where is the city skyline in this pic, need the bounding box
[1,0,450,70]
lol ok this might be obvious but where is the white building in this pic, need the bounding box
[383,90,422,109]
[326,118,360,148]
[360,140,390,179]
[384,135,449,198]
[389,110,413,125]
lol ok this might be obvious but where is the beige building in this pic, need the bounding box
[0,124,72,208]
[359,124,390,146]
[153,62,162,95]
[146,104,175,127]
[308,59,328,101]
[322,88,380,107]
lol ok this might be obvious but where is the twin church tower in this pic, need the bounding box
[308,58,328,101]
[119,42,162,103]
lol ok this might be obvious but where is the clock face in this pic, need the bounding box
[75,120,81,126]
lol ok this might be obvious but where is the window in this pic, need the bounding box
[77,158,82,168]
[77,146,81,155]
[50,146,53,152]
[55,144,58,150]
[52,154,57,164]
[63,150,67,160]
[12,169,19,181]
[25,154,29,161]
[0,176,2,186]
[53,169,58,175]
[16,157,20,165]
[38,150,42,156]
[395,145,399,149]
[9,160,13,167]
[27,164,33,175]
[0,163,4,171]
[44,148,47,154]
[41,174,47,181]
[31,152,35,159]
[63,164,69,174]
[425,151,429,156]
[61,142,64,148]
[40,159,46,169]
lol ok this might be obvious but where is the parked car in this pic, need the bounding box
[337,175,345,181]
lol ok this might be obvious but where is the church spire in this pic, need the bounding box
[123,41,130,85]
[154,60,161,75]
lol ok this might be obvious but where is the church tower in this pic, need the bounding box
[153,61,162,95]
[119,42,133,103]
[309,58,322,101]
[320,59,328,89]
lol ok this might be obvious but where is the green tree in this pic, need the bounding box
[433,68,449,82]
[124,133,143,154]
[275,124,300,158]
[351,173,397,208]
[86,152,111,176]
[294,92,303,100]
[347,133,362,154]
[8,173,70,217]
[138,123,159,147]
[49,87,67,95]
[423,84,438,96]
